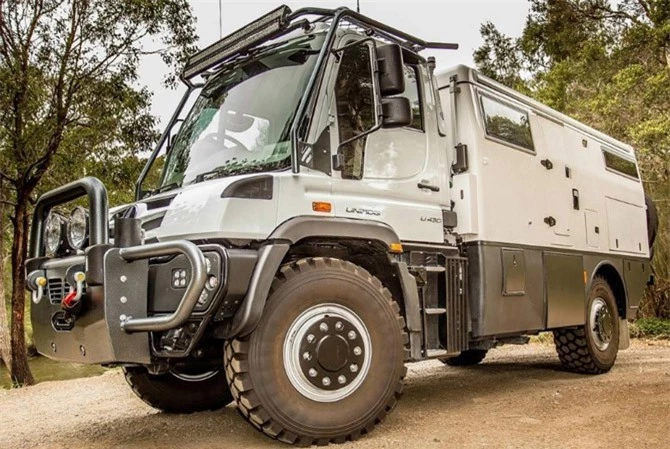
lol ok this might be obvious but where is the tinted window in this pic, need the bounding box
[335,42,375,179]
[481,95,534,151]
[602,148,639,179]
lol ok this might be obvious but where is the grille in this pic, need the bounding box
[48,278,66,304]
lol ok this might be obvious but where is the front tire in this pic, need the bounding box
[224,258,408,445]
[553,276,620,374]
[123,365,234,413]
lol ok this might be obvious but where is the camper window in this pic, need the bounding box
[480,94,534,152]
[602,147,639,180]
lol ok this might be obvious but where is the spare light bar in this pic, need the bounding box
[183,5,292,80]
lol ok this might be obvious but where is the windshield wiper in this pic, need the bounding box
[193,158,291,185]
[194,166,239,184]
[149,182,180,197]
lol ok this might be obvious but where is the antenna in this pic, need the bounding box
[218,0,223,39]
[356,0,360,13]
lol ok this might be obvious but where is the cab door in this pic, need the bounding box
[326,38,449,244]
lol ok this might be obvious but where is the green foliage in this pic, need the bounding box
[629,318,670,338]
[0,0,198,385]
[475,0,670,318]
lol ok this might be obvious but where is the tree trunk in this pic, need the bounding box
[0,182,12,370]
[9,198,34,386]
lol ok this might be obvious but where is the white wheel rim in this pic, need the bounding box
[589,297,614,351]
[283,303,372,403]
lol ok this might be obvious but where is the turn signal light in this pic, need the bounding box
[389,243,404,254]
[312,202,332,213]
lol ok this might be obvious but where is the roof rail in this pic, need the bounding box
[181,5,458,81]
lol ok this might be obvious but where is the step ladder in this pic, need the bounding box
[409,256,469,358]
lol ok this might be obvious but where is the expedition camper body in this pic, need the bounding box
[25,5,655,446]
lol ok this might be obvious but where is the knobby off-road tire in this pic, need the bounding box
[224,257,408,446]
[553,276,620,374]
[123,366,234,413]
[441,349,488,367]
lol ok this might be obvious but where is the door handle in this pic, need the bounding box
[572,189,580,210]
[417,182,440,192]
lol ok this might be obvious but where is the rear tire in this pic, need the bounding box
[224,257,408,445]
[123,365,233,413]
[441,349,488,366]
[553,276,620,374]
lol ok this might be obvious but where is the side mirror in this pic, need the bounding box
[377,44,405,96]
[166,118,185,153]
[382,97,412,128]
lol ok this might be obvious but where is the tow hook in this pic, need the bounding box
[27,270,47,305]
[62,271,86,312]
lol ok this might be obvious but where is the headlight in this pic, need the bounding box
[44,212,65,256]
[67,206,89,250]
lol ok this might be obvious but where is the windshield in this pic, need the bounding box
[159,34,324,188]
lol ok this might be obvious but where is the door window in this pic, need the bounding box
[334,42,376,179]
[391,65,423,131]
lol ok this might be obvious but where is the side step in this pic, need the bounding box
[409,254,469,359]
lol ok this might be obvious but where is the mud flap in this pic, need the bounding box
[618,319,630,350]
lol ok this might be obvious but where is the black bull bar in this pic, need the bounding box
[25,177,211,364]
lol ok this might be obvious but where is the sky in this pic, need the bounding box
[138,0,531,127]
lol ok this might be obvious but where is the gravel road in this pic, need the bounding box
[1,341,669,449]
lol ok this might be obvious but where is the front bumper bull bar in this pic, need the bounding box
[26,177,213,364]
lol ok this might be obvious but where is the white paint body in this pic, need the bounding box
[120,57,648,262]
[437,65,649,258]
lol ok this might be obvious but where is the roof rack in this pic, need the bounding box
[181,5,458,81]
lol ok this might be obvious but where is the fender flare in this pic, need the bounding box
[223,216,404,338]
[588,259,627,317]
[269,216,401,246]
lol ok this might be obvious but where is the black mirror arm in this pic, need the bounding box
[166,118,185,153]
[332,121,383,171]
[331,37,377,59]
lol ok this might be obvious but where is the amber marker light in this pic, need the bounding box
[389,243,404,254]
[312,202,332,213]
[584,270,588,284]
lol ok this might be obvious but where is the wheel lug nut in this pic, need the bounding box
[308,368,317,377]
[303,351,311,361]
[338,375,346,385]
[348,330,356,340]
[322,377,331,386]
[306,334,315,343]
[350,363,358,373]
[353,346,362,356]
[319,322,328,332]
[335,321,343,331]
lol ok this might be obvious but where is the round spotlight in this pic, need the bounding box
[44,212,65,256]
[67,206,89,250]
[206,275,219,291]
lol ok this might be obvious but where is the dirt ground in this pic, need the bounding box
[1,341,669,449]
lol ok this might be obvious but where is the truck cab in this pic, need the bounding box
[25,5,655,446]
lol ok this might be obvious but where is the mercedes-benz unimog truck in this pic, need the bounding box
[26,5,657,445]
